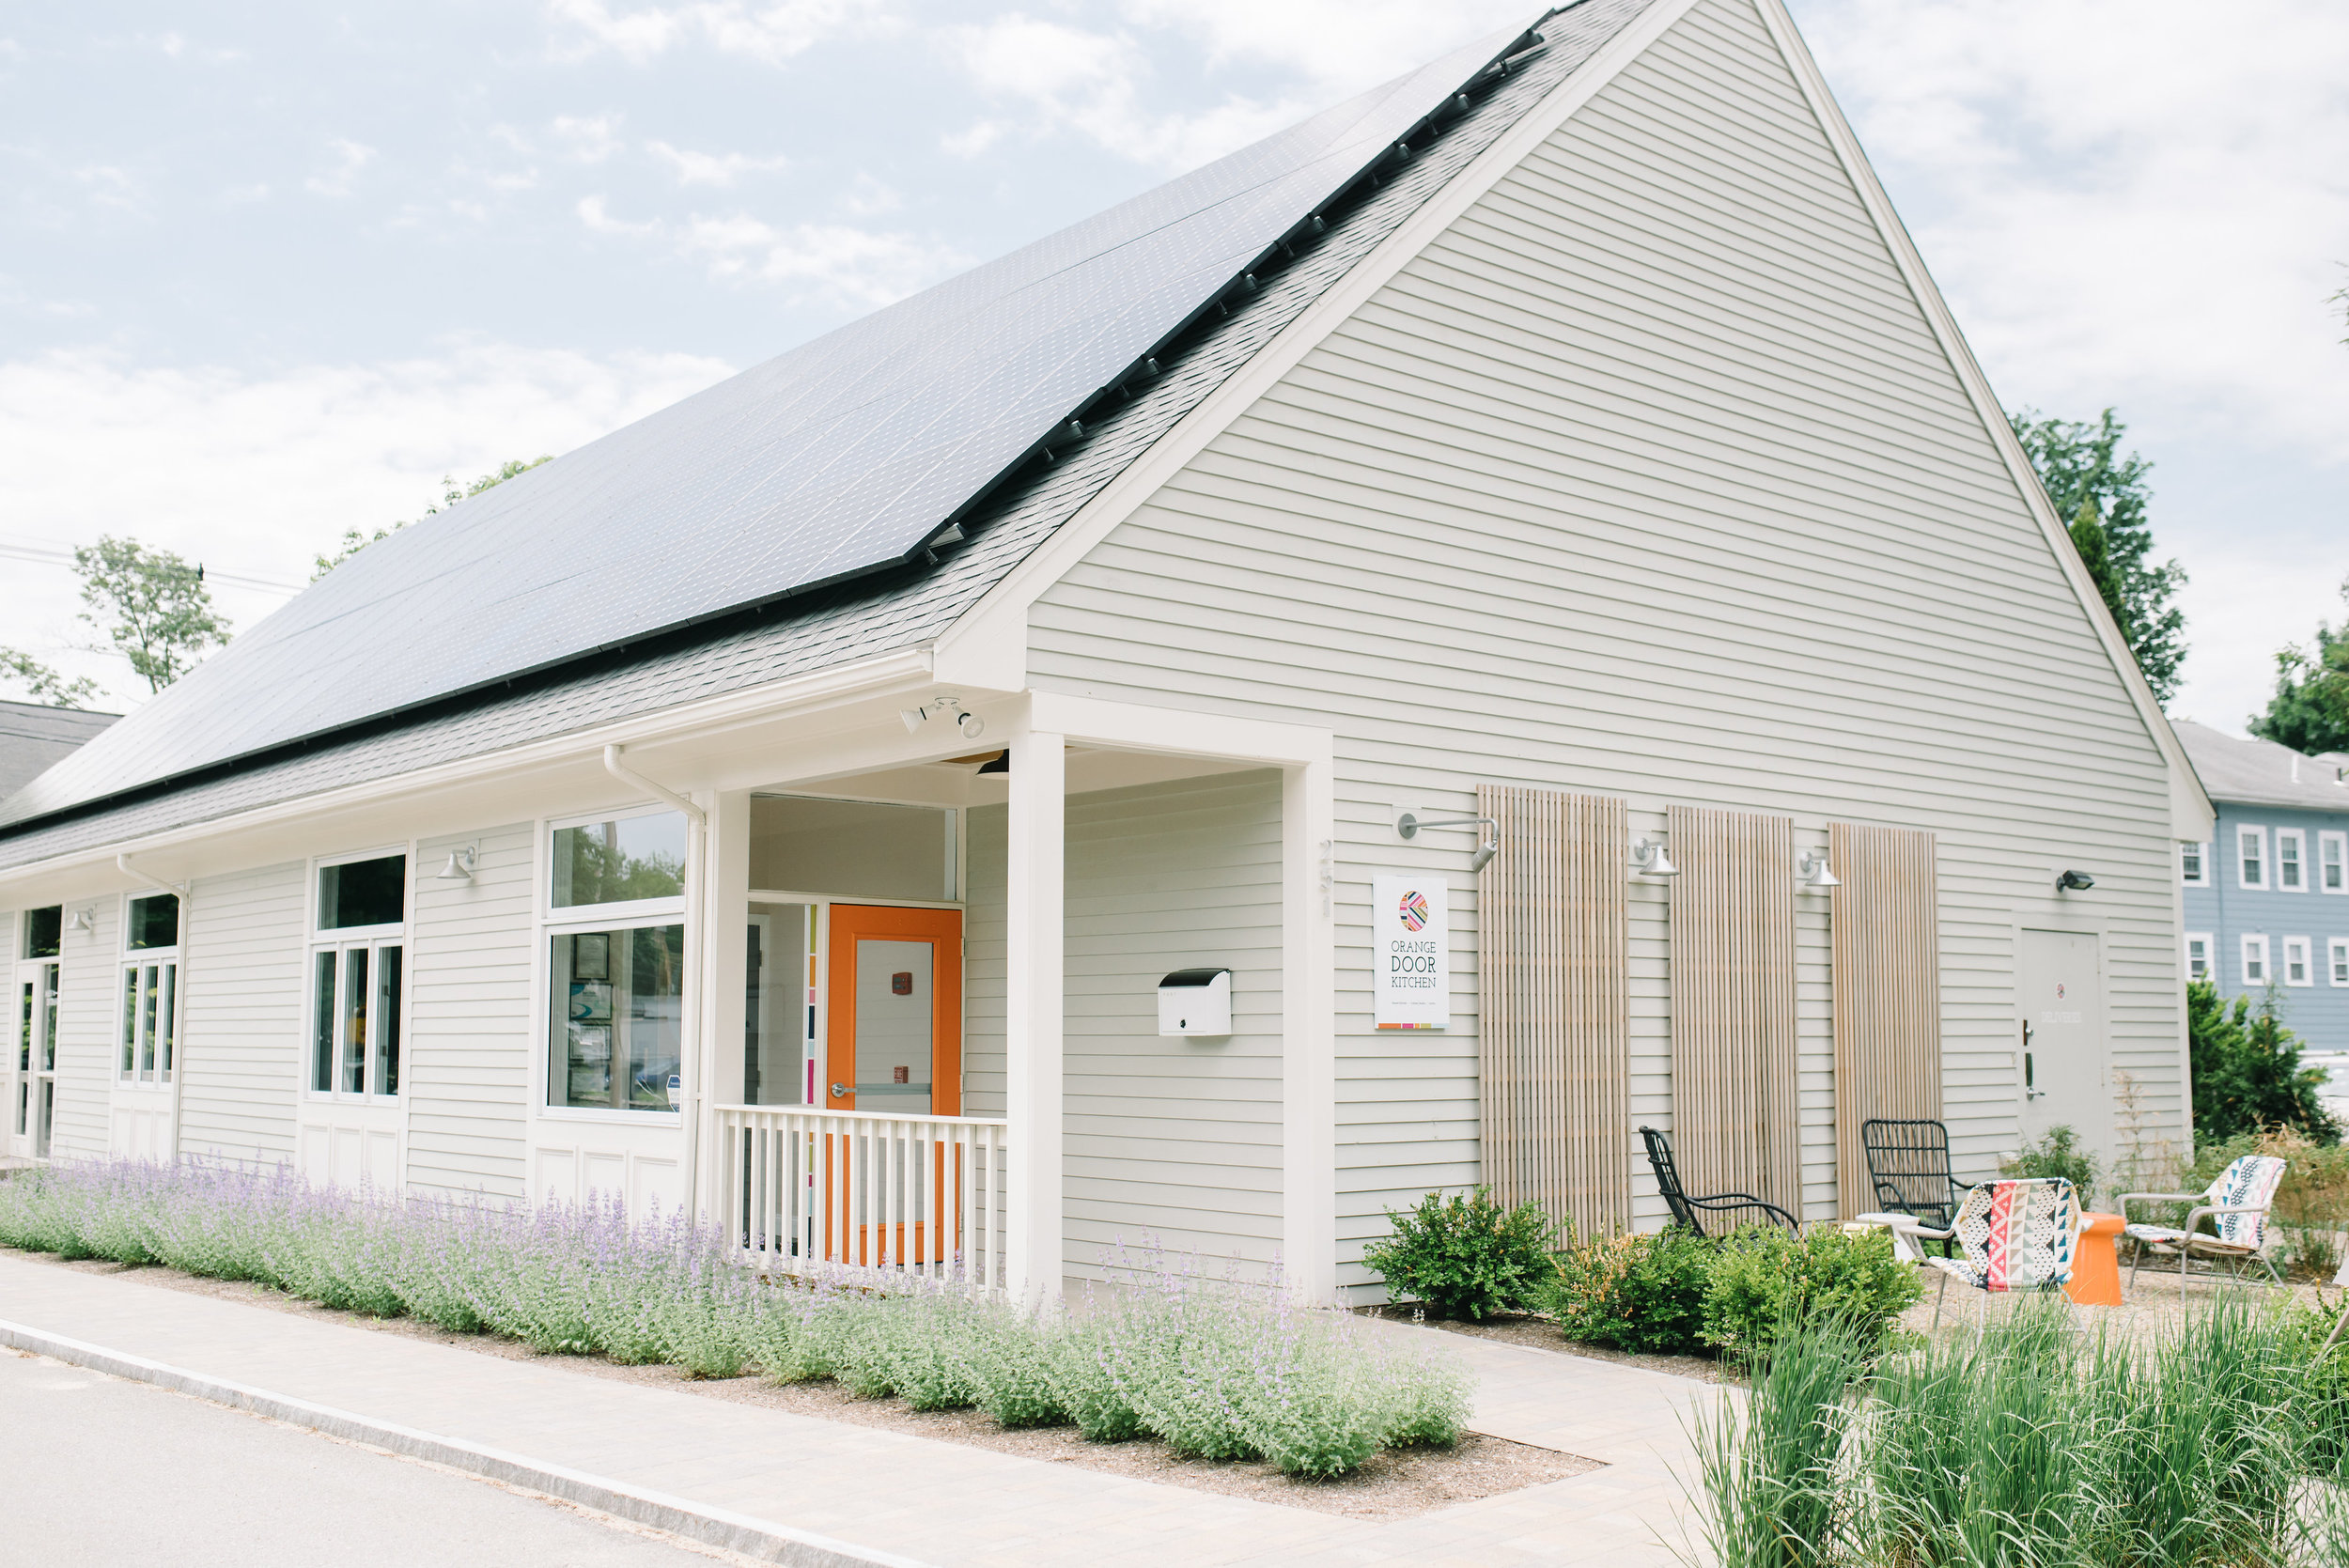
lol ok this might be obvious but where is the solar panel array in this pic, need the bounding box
[3,12,1553,829]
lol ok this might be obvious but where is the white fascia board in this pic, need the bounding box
[1751,0,2215,846]
[0,645,935,896]
[929,0,1707,695]
[1029,691,1332,769]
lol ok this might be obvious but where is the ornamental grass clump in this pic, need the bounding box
[0,1161,1472,1480]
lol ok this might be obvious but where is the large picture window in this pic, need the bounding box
[309,853,405,1098]
[119,893,179,1085]
[550,924,684,1113]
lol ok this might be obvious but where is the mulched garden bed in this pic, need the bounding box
[10,1248,1602,1520]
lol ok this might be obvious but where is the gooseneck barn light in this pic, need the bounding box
[1798,849,1841,890]
[1396,811,1501,873]
[1631,836,1678,877]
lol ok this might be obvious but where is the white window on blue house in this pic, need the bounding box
[2332,938,2349,986]
[2181,842,2206,886]
[2323,831,2346,893]
[2279,830,2307,892]
[2186,932,2212,983]
[2242,934,2270,986]
[2284,936,2312,986]
[2237,827,2267,890]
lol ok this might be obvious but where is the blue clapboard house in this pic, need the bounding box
[2176,721,2349,1054]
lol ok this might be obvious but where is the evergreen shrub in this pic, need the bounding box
[1700,1225,1921,1362]
[1361,1187,1553,1320]
[1542,1225,1715,1356]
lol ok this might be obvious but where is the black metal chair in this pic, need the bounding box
[1637,1126,1798,1237]
[1859,1118,1976,1226]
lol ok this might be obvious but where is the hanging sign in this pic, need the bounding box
[1373,873,1449,1030]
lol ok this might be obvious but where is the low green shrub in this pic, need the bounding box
[2001,1122,2100,1207]
[1700,1226,1921,1363]
[1541,1225,1714,1356]
[964,1300,1066,1428]
[1361,1187,1553,1320]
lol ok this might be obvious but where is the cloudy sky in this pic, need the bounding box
[4,0,2345,733]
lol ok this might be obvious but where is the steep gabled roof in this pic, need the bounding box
[0,0,1665,869]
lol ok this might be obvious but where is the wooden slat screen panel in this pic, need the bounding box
[1828,823,1942,1218]
[1666,805,1801,1220]
[1476,784,1629,1239]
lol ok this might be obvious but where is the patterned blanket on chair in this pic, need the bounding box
[1928,1178,2077,1293]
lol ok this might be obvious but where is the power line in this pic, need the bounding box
[0,537,304,596]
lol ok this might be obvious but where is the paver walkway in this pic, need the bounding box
[0,1253,1714,1567]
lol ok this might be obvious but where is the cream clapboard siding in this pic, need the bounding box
[406,824,534,1197]
[49,895,117,1157]
[964,805,1007,1119]
[1025,0,2178,1291]
[179,862,305,1163]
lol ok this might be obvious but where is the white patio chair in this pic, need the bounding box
[1886,1177,2079,1330]
[2118,1154,2288,1300]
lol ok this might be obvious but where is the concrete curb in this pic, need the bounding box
[0,1317,933,1568]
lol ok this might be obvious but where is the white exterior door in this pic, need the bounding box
[2016,928,2108,1150]
[110,903,182,1162]
[9,957,60,1159]
[297,936,407,1189]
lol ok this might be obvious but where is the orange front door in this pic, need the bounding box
[822,905,963,1266]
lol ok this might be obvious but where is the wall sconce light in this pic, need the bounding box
[68,908,92,934]
[899,693,985,740]
[1631,836,1678,877]
[2055,869,2095,892]
[435,846,477,882]
[1798,849,1840,890]
[1397,811,1501,873]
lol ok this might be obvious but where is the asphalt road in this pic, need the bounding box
[0,1349,734,1566]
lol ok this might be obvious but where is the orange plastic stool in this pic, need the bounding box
[2065,1211,2124,1306]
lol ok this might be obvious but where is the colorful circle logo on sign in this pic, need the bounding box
[1398,890,1430,932]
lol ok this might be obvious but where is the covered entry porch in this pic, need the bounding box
[675,691,1334,1303]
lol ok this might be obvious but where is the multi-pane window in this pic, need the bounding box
[2181,842,2206,886]
[2322,832,2346,894]
[2332,938,2349,987]
[547,811,687,1115]
[2284,936,2312,986]
[2185,933,2212,984]
[2238,827,2267,890]
[2242,934,2270,986]
[16,906,60,1157]
[118,893,179,1085]
[2279,830,2307,892]
[309,854,405,1098]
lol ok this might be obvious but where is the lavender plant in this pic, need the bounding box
[0,1163,1475,1480]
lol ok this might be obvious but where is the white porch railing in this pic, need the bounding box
[714,1105,1008,1290]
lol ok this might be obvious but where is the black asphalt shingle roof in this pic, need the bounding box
[0,0,1658,870]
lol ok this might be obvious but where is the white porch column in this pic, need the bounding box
[694,788,752,1219]
[1005,713,1066,1303]
[1283,755,1338,1303]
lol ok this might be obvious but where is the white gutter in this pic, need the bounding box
[115,852,188,899]
[601,745,706,826]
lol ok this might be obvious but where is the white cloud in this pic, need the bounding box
[838,172,898,217]
[646,140,791,187]
[546,0,890,65]
[71,164,141,211]
[1116,0,1532,94]
[303,138,376,198]
[577,195,963,305]
[944,13,1306,172]
[550,113,623,163]
[0,343,733,708]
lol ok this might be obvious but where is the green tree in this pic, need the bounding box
[314,455,552,579]
[2009,408,2188,703]
[2249,578,2349,756]
[2186,979,2338,1146]
[73,536,230,694]
[0,648,101,708]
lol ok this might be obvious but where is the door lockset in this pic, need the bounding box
[830,1082,850,1100]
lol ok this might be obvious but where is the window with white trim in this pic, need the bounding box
[545,810,688,1115]
[2332,938,2349,987]
[2181,841,2207,885]
[2284,936,2313,986]
[2322,831,2346,894]
[15,906,61,1156]
[307,853,406,1098]
[2242,934,2270,986]
[2185,932,2212,984]
[2238,826,2267,890]
[118,893,179,1085]
[2279,829,2308,892]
